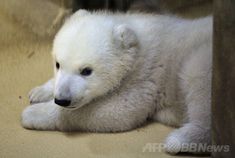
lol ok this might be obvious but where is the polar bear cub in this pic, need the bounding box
[22,10,212,154]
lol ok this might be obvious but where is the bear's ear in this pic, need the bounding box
[64,9,90,24]
[74,9,90,17]
[112,24,138,50]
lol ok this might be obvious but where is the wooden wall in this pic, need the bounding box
[212,0,235,157]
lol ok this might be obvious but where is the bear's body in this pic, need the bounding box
[22,10,212,154]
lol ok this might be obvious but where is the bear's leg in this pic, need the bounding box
[21,100,60,130]
[165,49,212,154]
[59,81,158,132]
[29,78,54,104]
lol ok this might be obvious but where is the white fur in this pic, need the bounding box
[22,10,212,154]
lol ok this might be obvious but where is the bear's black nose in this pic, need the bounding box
[54,98,71,107]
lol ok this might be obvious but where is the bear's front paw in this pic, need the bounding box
[29,86,53,104]
[21,103,57,130]
[21,105,47,130]
[21,106,36,129]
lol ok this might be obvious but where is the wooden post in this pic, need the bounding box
[212,0,235,157]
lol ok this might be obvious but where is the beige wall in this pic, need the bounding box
[0,0,212,38]
[0,0,72,37]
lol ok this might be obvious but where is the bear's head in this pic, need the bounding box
[52,10,139,109]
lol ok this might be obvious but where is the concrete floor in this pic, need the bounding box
[0,6,210,158]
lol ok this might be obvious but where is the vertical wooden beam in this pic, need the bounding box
[212,0,235,157]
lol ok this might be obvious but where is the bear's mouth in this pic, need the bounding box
[65,106,76,109]
[61,104,79,110]
[62,97,85,110]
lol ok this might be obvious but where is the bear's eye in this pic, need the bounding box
[56,62,60,69]
[80,67,92,76]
